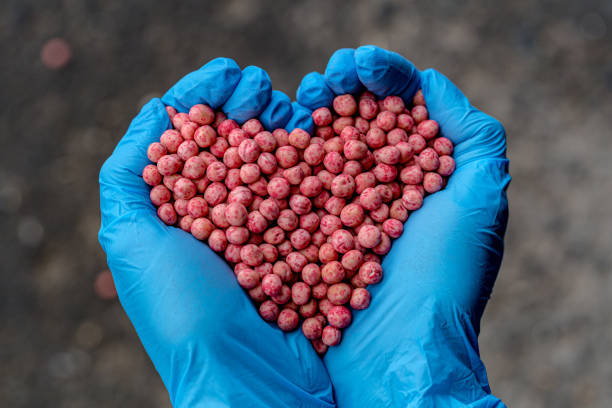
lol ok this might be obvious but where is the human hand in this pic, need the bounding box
[295,45,510,407]
[98,59,335,408]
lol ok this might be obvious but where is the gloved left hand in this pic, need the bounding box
[294,46,510,407]
[98,58,335,408]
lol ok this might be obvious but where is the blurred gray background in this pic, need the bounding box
[1,0,611,407]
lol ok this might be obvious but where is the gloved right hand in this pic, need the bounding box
[99,58,335,408]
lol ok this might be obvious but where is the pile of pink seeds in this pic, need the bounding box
[143,90,455,354]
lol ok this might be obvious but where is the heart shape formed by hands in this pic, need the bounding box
[142,89,455,354]
[100,45,509,407]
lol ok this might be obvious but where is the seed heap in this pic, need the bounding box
[143,90,455,354]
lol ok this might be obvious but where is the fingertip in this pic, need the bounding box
[296,72,335,110]
[100,98,169,227]
[259,90,293,130]
[161,57,242,111]
[324,48,362,95]
[285,102,314,134]
[223,65,272,124]
[110,97,169,165]
[354,45,421,102]
[420,68,507,162]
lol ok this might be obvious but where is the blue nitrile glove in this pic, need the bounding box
[98,58,335,408]
[295,46,510,407]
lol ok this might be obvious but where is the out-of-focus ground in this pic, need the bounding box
[1,0,611,407]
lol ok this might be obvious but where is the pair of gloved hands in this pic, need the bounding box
[99,45,510,407]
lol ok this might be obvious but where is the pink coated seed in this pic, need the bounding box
[376,111,397,131]
[312,107,333,126]
[246,211,268,234]
[359,261,383,285]
[397,113,415,131]
[157,155,182,176]
[272,285,292,305]
[383,218,404,238]
[324,151,345,174]
[359,98,379,120]
[173,178,197,200]
[277,309,299,331]
[327,305,352,329]
[242,118,264,137]
[341,250,363,272]
[240,244,264,266]
[208,229,228,252]
[350,287,371,310]
[389,199,409,222]
[321,325,342,346]
[275,146,299,168]
[188,104,215,126]
[171,112,189,130]
[408,133,427,154]
[226,226,250,245]
[332,116,354,135]
[411,105,428,123]
[437,155,456,177]
[302,317,323,339]
[372,163,397,183]
[330,229,355,254]
[209,137,229,158]
[340,203,365,227]
[259,300,280,322]
[204,182,227,206]
[210,204,230,228]
[288,128,311,149]
[237,268,259,289]
[147,142,167,163]
[418,148,440,171]
[157,203,177,225]
[433,137,454,156]
[143,164,162,186]
[288,195,312,215]
[291,282,312,305]
[190,217,214,240]
[333,94,357,116]
[417,120,439,140]
[372,232,391,255]
[248,285,267,302]
[160,129,184,153]
[187,197,208,218]
[330,174,355,198]
[174,199,189,216]
[178,215,194,231]
[180,121,198,140]
[327,283,352,305]
[413,89,425,106]
[312,283,329,299]
[423,172,443,193]
[357,225,382,248]
[400,164,424,185]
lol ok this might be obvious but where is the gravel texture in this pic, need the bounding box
[1,0,611,407]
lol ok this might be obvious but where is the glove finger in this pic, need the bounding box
[259,90,293,130]
[222,65,272,124]
[324,48,363,95]
[296,72,334,110]
[99,98,169,227]
[420,68,507,165]
[99,211,335,408]
[285,102,314,134]
[162,57,242,112]
[354,44,422,102]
